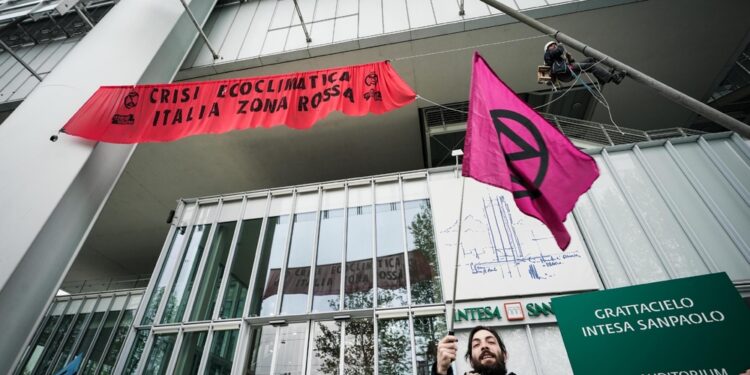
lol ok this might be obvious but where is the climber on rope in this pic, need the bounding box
[543,41,625,85]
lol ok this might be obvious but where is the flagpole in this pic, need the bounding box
[478,0,750,139]
[448,175,466,335]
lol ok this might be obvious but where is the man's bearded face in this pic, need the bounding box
[469,330,507,375]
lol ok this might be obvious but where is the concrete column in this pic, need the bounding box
[0,0,217,372]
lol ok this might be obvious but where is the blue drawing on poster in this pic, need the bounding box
[442,194,582,281]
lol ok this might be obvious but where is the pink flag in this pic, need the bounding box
[462,52,599,250]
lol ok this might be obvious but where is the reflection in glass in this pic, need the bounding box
[249,216,289,317]
[123,330,149,375]
[142,227,187,325]
[405,200,443,305]
[143,334,177,375]
[312,209,344,312]
[81,310,120,374]
[18,314,60,375]
[51,311,89,373]
[309,321,341,374]
[345,206,373,310]
[73,311,105,369]
[191,221,237,321]
[275,323,307,375]
[205,329,239,375]
[377,318,412,375]
[173,331,208,375]
[245,326,275,375]
[161,224,213,323]
[281,212,316,315]
[220,218,262,319]
[99,310,136,375]
[376,203,408,308]
[413,315,447,375]
[36,312,75,374]
[343,318,374,375]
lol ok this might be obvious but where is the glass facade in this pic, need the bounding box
[115,176,445,375]
[13,291,142,375]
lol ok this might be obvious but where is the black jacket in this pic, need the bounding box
[431,362,517,375]
[543,45,571,76]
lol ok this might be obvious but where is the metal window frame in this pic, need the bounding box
[112,201,187,375]
[307,183,347,314]
[304,186,324,314]
[151,202,201,326]
[181,200,224,323]
[183,199,226,323]
[136,329,179,375]
[43,297,85,375]
[272,189,298,316]
[241,191,273,319]
[29,298,79,375]
[156,201,218,325]
[212,197,248,321]
[80,295,117,373]
[54,296,99,372]
[91,292,136,375]
[11,299,57,375]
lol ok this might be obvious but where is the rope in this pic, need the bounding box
[392,34,553,62]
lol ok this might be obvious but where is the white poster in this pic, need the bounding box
[429,171,600,300]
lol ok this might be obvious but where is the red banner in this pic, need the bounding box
[62,61,416,144]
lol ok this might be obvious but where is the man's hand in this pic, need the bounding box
[739,370,750,375]
[436,335,458,374]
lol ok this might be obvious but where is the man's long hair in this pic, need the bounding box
[463,325,507,361]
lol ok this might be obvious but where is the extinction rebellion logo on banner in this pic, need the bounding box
[62,61,415,144]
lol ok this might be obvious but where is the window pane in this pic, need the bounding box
[191,221,238,321]
[123,330,149,375]
[309,321,341,374]
[142,227,188,325]
[143,334,177,375]
[73,311,105,367]
[35,311,76,374]
[377,318,412,375]
[376,203,408,308]
[413,315,447,375]
[275,323,307,375]
[281,211,317,315]
[162,223,213,323]
[50,311,90,373]
[98,309,136,375]
[204,329,239,375]
[81,310,120,374]
[173,331,208,375]
[249,215,289,317]
[312,208,344,312]
[343,318,374,375]
[405,200,442,305]
[345,205,373,309]
[245,326,275,375]
[220,218,262,319]
[17,314,60,375]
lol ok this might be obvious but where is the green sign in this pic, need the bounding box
[552,273,750,375]
[455,306,502,322]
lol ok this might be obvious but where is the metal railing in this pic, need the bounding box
[541,114,705,146]
[422,102,705,147]
[60,274,151,294]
